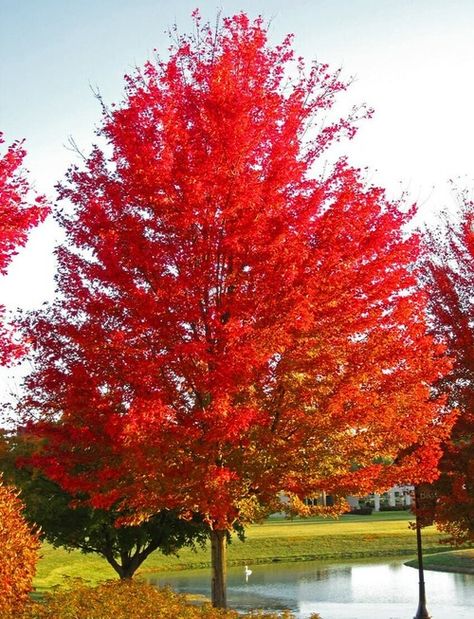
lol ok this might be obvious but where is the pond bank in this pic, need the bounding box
[405,548,474,575]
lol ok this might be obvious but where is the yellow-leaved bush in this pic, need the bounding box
[24,580,322,618]
[0,477,40,618]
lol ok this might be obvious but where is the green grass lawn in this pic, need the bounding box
[405,548,474,574]
[34,511,450,594]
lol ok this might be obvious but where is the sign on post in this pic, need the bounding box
[415,483,437,527]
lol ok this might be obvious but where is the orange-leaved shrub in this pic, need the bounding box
[24,579,322,618]
[0,477,40,618]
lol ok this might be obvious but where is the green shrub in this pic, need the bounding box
[379,505,408,512]
[347,507,373,515]
[0,479,40,618]
[24,579,322,618]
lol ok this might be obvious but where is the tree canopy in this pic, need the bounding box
[424,192,474,544]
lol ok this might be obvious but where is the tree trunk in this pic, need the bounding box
[103,550,145,580]
[118,563,136,580]
[210,529,227,608]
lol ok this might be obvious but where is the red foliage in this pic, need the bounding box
[0,133,48,364]
[0,477,40,618]
[22,14,453,536]
[424,196,474,544]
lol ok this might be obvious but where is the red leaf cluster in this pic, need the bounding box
[0,133,48,364]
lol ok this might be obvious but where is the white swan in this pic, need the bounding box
[244,565,252,580]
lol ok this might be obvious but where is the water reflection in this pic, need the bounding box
[145,558,474,619]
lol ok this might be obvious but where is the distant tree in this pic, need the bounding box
[22,13,453,608]
[0,430,208,580]
[0,476,40,618]
[0,134,46,616]
[0,133,48,364]
[424,192,474,544]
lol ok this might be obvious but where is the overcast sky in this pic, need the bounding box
[1,0,474,396]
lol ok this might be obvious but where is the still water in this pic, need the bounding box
[145,558,474,619]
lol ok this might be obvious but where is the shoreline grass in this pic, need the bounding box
[33,511,453,594]
[405,548,474,574]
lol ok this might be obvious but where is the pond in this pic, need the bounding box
[145,557,474,618]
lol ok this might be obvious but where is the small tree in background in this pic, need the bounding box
[22,14,454,608]
[424,190,474,544]
[0,429,208,580]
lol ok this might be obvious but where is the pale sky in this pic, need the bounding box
[1,0,474,398]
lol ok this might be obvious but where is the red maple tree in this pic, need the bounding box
[0,133,48,364]
[424,193,474,544]
[22,14,454,607]
[0,134,46,615]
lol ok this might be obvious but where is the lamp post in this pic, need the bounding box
[413,483,436,619]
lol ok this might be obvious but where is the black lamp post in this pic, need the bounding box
[413,484,436,619]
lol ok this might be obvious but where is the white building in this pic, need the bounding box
[347,485,413,511]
